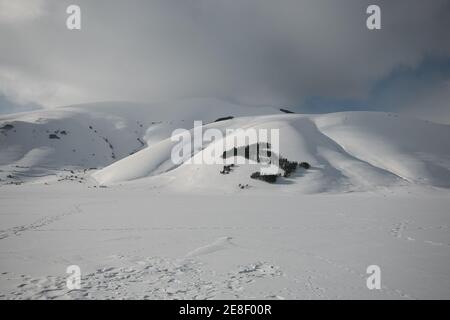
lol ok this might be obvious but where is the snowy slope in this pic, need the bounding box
[1,100,450,193]
[1,184,450,299]
[315,112,450,188]
[1,101,450,300]
[93,112,450,194]
[0,99,280,184]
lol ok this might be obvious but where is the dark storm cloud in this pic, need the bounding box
[0,0,449,120]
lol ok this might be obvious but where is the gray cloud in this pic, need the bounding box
[0,93,42,115]
[0,0,449,117]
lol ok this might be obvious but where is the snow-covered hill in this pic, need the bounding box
[1,99,450,193]
[1,99,450,300]
[93,111,450,194]
[0,99,280,185]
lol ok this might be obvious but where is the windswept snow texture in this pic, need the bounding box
[1,186,449,299]
[1,100,450,299]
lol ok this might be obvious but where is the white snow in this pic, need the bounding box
[93,111,450,194]
[1,100,449,299]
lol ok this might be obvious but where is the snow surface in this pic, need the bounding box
[92,111,450,194]
[1,100,449,299]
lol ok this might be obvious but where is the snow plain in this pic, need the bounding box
[1,99,449,299]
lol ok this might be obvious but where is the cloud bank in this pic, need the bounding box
[0,0,449,122]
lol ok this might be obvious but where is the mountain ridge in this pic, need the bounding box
[1,100,449,193]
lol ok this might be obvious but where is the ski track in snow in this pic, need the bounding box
[302,253,415,300]
[184,236,236,258]
[1,201,449,299]
[0,205,83,240]
[390,221,450,248]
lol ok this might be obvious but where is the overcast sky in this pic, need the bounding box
[1,0,449,123]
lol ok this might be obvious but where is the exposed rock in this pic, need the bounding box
[0,124,14,131]
[279,108,295,114]
[214,116,234,122]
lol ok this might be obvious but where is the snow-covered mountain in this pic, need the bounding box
[1,99,450,193]
[0,99,280,185]
[2,99,450,300]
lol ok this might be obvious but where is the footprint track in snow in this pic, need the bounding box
[1,255,283,300]
[0,205,82,240]
[390,221,450,248]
